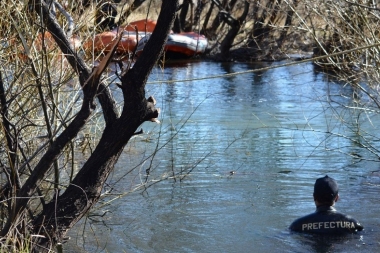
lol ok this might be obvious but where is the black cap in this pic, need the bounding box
[313,175,339,202]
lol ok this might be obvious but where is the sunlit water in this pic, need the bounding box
[67,61,380,252]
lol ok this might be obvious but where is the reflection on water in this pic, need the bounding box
[67,61,380,253]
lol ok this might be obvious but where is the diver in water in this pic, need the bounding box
[290,175,363,234]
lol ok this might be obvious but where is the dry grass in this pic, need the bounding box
[1,1,380,252]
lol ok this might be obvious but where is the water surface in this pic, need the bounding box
[67,61,380,252]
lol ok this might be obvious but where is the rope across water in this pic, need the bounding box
[147,42,380,84]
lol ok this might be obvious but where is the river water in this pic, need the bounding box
[67,61,380,252]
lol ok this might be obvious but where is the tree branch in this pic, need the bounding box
[219,0,249,58]
[0,0,121,236]
[30,0,179,248]
[35,0,119,125]
[0,72,16,169]
[53,1,75,37]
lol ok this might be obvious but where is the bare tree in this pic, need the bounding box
[0,0,178,251]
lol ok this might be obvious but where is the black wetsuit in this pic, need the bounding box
[290,205,363,234]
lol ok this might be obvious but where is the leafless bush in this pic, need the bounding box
[2,0,380,251]
[0,0,177,251]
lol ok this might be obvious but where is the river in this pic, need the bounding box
[67,60,380,252]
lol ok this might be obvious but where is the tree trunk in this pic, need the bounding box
[277,0,299,47]
[209,0,228,32]
[193,0,206,30]
[0,0,178,251]
[119,0,148,25]
[202,1,215,35]
[248,0,276,47]
[219,1,249,60]
[179,0,190,31]
[173,13,181,33]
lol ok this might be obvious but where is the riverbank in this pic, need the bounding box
[112,2,315,63]
[211,45,314,62]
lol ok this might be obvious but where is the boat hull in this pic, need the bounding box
[83,30,141,56]
[136,32,208,58]
[121,19,157,33]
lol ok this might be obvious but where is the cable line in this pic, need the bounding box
[147,42,380,84]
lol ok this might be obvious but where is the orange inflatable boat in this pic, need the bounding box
[136,32,208,58]
[121,19,157,33]
[83,30,141,56]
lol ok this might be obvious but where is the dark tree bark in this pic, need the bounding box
[193,0,206,29]
[95,1,118,31]
[203,0,237,38]
[179,0,194,32]
[119,0,148,25]
[248,0,281,48]
[209,0,228,32]
[34,0,177,250]
[173,13,182,33]
[179,0,190,31]
[73,1,119,30]
[0,0,178,251]
[202,1,215,35]
[173,0,194,33]
[219,0,249,60]
[277,0,299,47]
